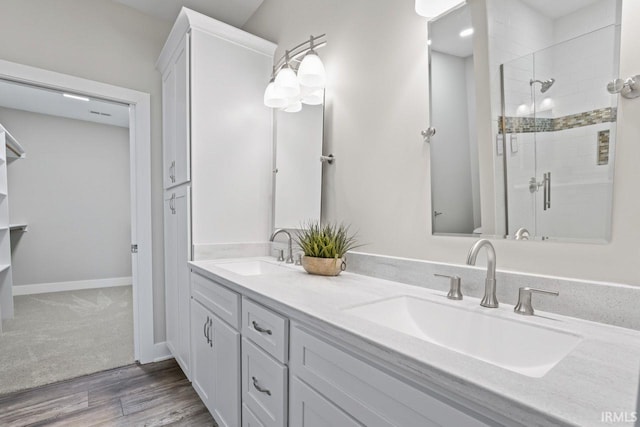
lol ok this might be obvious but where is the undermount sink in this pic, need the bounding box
[215,260,293,276]
[343,296,582,377]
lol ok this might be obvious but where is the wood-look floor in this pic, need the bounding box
[0,359,217,426]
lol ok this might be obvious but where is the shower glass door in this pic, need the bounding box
[501,24,619,241]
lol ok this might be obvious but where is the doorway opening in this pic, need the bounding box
[0,59,155,394]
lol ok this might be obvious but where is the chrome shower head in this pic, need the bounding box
[530,78,555,93]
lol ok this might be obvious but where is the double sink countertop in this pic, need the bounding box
[190,257,640,427]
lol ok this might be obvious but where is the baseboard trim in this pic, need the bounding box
[12,277,132,296]
[151,342,173,363]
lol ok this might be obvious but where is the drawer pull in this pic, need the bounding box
[252,321,272,335]
[251,376,271,396]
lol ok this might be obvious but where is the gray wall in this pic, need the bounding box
[0,0,172,341]
[244,0,640,286]
[0,108,131,286]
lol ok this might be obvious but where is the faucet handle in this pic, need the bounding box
[514,287,559,316]
[434,274,463,300]
[274,249,284,262]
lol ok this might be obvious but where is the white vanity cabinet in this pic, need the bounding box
[241,297,289,427]
[158,8,276,381]
[188,267,491,427]
[190,271,242,427]
[163,186,191,376]
[289,325,489,427]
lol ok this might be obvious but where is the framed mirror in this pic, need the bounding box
[273,102,324,229]
[428,0,622,242]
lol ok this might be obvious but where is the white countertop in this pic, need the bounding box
[190,257,640,427]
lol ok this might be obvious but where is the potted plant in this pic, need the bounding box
[295,221,360,276]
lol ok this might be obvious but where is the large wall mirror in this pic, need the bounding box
[273,102,324,229]
[429,0,622,242]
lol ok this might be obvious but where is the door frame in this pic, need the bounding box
[0,59,156,363]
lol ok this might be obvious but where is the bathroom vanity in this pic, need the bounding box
[186,257,640,427]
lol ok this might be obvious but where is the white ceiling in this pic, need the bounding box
[0,80,130,128]
[114,0,264,27]
[429,4,473,58]
[520,0,601,19]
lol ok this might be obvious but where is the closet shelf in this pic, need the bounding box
[9,224,28,232]
[0,124,26,159]
[0,264,10,274]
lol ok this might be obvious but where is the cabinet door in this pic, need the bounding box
[173,32,191,186]
[162,32,190,189]
[211,314,241,427]
[174,185,191,376]
[191,299,214,405]
[163,193,178,357]
[162,62,176,189]
[290,376,362,427]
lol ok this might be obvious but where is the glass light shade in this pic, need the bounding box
[297,52,326,88]
[274,66,300,98]
[283,100,302,113]
[301,89,324,106]
[415,0,461,17]
[264,81,288,108]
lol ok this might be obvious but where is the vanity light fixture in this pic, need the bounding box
[274,53,300,98]
[264,69,289,109]
[297,39,326,88]
[459,27,474,38]
[264,34,327,112]
[415,0,462,17]
[63,93,90,102]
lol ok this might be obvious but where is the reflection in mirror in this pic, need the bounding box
[273,102,324,229]
[429,3,480,235]
[428,0,622,242]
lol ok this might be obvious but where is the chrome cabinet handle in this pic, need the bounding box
[514,287,559,316]
[209,318,213,348]
[203,316,209,344]
[169,160,176,183]
[252,321,272,335]
[251,376,271,396]
[170,193,176,215]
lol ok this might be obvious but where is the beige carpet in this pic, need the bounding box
[0,286,134,396]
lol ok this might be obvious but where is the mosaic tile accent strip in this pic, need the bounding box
[499,107,616,134]
[598,130,610,166]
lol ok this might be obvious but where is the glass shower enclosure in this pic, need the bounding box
[500,24,620,242]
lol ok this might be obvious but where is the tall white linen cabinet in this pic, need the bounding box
[157,8,276,380]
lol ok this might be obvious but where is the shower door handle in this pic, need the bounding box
[543,172,551,210]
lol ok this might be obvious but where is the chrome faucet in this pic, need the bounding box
[269,229,294,264]
[466,239,499,308]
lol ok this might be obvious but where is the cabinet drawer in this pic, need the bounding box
[290,326,489,427]
[191,271,240,329]
[242,338,287,427]
[242,298,288,363]
[290,376,362,427]
[242,403,266,427]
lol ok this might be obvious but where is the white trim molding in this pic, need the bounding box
[152,342,173,362]
[12,277,132,296]
[0,59,155,364]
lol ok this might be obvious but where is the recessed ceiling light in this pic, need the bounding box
[459,28,474,38]
[63,93,90,102]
